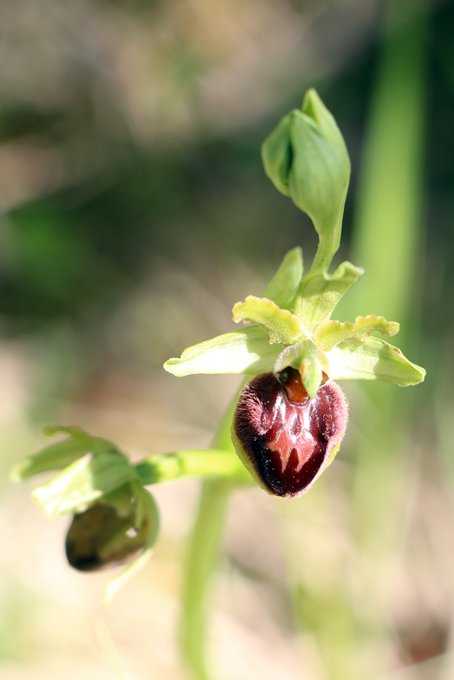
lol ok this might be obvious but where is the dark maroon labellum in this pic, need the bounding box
[233,367,348,498]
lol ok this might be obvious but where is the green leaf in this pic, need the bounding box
[328,337,425,385]
[103,488,160,606]
[294,261,364,331]
[264,247,303,310]
[32,451,137,517]
[314,315,399,351]
[232,295,304,345]
[164,325,284,377]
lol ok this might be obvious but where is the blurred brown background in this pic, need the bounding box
[1,0,454,678]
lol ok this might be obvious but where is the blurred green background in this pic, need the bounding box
[1,0,454,678]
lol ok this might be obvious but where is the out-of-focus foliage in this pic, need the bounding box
[2,0,454,679]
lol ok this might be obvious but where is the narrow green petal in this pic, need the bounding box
[294,261,364,331]
[103,489,160,606]
[164,325,284,377]
[32,452,137,517]
[328,337,425,385]
[232,296,304,344]
[264,247,303,310]
[315,315,399,351]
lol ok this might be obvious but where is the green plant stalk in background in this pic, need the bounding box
[281,1,428,677]
[351,0,428,668]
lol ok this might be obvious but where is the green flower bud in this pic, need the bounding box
[66,486,155,572]
[262,89,351,269]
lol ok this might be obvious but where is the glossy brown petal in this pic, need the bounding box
[65,502,149,572]
[232,367,348,498]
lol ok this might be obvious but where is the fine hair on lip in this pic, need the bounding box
[233,368,349,498]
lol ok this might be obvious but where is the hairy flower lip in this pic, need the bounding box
[232,368,348,498]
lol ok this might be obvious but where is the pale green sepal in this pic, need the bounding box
[232,296,304,345]
[11,438,90,481]
[264,247,303,310]
[302,89,347,150]
[295,261,364,331]
[103,487,160,606]
[289,96,350,241]
[32,451,137,517]
[261,113,293,196]
[328,337,426,385]
[11,426,121,481]
[164,325,284,377]
[44,426,118,454]
[315,315,399,351]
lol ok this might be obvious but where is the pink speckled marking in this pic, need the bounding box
[234,368,348,497]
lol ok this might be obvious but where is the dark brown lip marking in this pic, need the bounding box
[233,367,348,498]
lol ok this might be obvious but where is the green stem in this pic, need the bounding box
[180,478,233,680]
[135,448,248,486]
[310,234,336,274]
[180,388,247,680]
[336,0,427,673]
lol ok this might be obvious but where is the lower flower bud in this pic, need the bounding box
[65,501,149,571]
[232,367,348,497]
